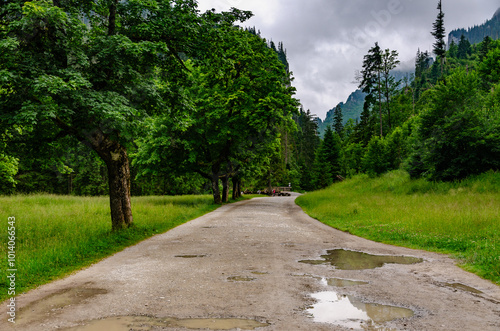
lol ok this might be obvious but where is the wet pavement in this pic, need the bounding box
[2,194,500,331]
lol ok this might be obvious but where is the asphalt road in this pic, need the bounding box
[3,194,500,330]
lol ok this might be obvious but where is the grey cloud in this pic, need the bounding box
[198,0,500,120]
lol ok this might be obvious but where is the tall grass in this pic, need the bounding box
[0,194,218,302]
[296,170,500,284]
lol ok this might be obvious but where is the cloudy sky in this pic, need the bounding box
[197,0,499,120]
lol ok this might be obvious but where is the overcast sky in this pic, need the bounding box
[197,0,500,120]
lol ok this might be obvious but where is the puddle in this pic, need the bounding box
[444,283,483,294]
[18,287,108,325]
[227,276,256,282]
[307,291,413,330]
[300,249,423,270]
[175,255,207,258]
[65,316,269,330]
[324,278,369,287]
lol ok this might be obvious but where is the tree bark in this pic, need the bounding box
[211,176,222,204]
[232,178,239,200]
[211,164,222,204]
[221,175,230,203]
[105,149,133,231]
[86,131,133,231]
[108,0,118,36]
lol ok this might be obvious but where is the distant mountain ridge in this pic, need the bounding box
[318,89,366,136]
[448,8,500,46]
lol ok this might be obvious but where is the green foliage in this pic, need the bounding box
[415,69,500,180]
[479,44,500,89]
[134,26,298,202]
[332,105,344,137]
[457,34,472,59]
[341,142,364,177]
[312,126,342,189]
[0,153,18,193]
[296,170,500,284]
[362,136,389,177]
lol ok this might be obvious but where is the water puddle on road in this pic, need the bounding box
[300,249,423,270]
[227,276,256,282]
[18,287,108,325]
[65,316,269,330]
[444,283,483,294]
[307,291,414,330]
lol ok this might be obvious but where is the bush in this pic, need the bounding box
[414,69,500,181]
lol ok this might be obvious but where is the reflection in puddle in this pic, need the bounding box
[65,316,269,330]
[300,249,423,270]
[444,283,483,294]
[307,291,413,330]
[324,278,369,287]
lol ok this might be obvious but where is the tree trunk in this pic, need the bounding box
[108,0,118,36]
[378,72,383,137]
[106,148,134,231]
[221,175,230,203]
[232,177,241,200]
[89,137,133,231]
[75,128,133,231]
[268,170,273,195]
[211,166,222,204]
[232,179,237,200]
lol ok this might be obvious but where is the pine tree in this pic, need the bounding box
[448,40,458,58]
[457,34,471,59]
[359,42,383,136]
[333,105,344,137]
[381,49,400,132]
[431,0,446,74]
[431,0,446,59]
[312,126,342,188]
[479,36,493,61]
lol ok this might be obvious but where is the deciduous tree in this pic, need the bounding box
[0,0,206,230]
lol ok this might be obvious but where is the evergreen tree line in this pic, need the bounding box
[449,8,500,46]
[300,6,500,189]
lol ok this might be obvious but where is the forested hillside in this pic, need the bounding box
[317,89,365,137]
[449,8,500,45]
[307,2,500,189]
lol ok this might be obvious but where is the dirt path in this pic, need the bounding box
[3,194,500,331]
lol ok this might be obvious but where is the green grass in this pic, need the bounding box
[296,170,500,285]
[0,194,222,302]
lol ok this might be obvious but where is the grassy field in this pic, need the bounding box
[296,170,500,285]
[0,194,223,302]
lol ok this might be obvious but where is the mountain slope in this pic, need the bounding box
[318,89,366,136]
[449,8,500,45]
